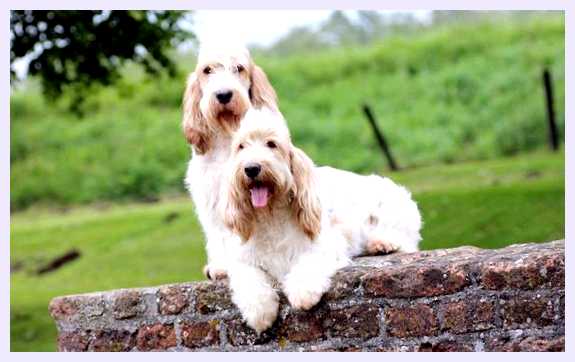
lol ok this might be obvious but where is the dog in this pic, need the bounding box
[220,108,351,333]
[182,43,421,283]
[182,43,279,280]
[220,108,422,333]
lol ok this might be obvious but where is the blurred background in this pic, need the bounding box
[10,10,565,351]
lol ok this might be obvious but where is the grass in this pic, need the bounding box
[9,16,565,210]
[11,199,206,351]
[10,150,565,351]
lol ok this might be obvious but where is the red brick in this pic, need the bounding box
[500,295,555,328]
[90,330,135,352]
[49,297,78,321]
[481,253,564,290]
[542,254,565,288]
[193,281,234,315]
[57,330,89,351]
[181,320,220,349]
[324,267,366,301]
[323,304,379,339]
[159,285,188,315]
[371,345,417,352]
[441,299,495,333]
[386,304,438,338]
[309,345,364,352]
[279,311,325,343]
[113,290,143,320]
[515,336,564,352]
[136,323,176,351]
[486,336,564,352]
[225,318,274,346]
[418,340,474,352]
[363,265,468,298]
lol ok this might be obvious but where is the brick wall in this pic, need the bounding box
[49,240,565,352]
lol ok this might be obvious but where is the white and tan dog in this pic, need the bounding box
[220,109,422,333]
[183,44,421,287]
[182,43,278,280]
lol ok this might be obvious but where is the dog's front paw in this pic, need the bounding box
[242,298,279,334]
[365,238,400,255]
[203,264,228,280]
[285,284,324,311]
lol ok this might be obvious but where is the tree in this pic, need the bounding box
[319,11,365,46]
[357,11,387,42]
[266,26,330,56]
[10,10,193,113]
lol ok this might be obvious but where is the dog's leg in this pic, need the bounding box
[228,262,279,334]
[283,239,350,311]
[203,227,234,280]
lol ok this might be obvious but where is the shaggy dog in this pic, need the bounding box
[182,44,278,280]
[220,108,421,333]
[183,44,421,285]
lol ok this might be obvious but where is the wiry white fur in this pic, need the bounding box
[184,46,279,280]
[220,109,351,333]
[316,167,422,255]
[227,261,279,333]
[220,109,421,333]
[196,44,251,120]
[227,207,351,332]
[185,133,239,279]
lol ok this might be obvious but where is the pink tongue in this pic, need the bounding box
[250,186,269,208]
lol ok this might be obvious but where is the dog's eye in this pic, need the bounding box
[266,141,277,149]
[238,143,244,151]
[203,66,212,75]
[236,64,245,73]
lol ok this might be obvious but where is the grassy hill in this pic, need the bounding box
[10,150,565,351]
[9,16,565,210]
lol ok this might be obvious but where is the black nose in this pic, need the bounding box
[244,164,261,179]
[215,90,233,104]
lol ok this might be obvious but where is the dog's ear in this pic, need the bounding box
[290,146,321,240]
[182,72,211,154]
[223,169,254,242]
[249,64,278,111]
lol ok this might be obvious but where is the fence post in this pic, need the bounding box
[542,68,559,151]
[362,104,399,171]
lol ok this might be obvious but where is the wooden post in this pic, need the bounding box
[542,68,559,151]
[362,104,399,171]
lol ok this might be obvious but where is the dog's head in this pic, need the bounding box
[222,109,321,242]
[182,44,278,154]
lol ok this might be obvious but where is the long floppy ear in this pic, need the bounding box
[222,169,254,242]
[249,64,278,111]
[182,72,211,154]
[290,147,321,240]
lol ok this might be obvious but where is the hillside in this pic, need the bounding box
[10,16,565,209]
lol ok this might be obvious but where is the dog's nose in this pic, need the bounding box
[215,90,233,104]
[244,164,261,179]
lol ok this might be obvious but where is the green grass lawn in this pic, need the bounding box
[10,151,564,351]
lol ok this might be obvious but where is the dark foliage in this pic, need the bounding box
[10,10,193,114]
